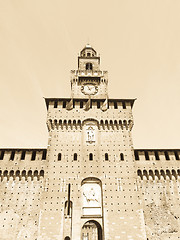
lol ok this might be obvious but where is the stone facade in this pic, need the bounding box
[0,45,180,240]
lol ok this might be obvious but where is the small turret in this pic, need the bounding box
[71,44,108,99]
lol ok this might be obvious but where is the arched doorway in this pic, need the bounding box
[64,237,70,240]
[82,220,102,240]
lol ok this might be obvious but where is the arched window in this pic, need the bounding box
[105,153,109,161]
[58,153,62,161]
[89,153,93,161]
[120,153,124,161]
[74,153,77,161]
[86,63,93,70]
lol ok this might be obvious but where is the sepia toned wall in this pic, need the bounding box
[135,150,180,240]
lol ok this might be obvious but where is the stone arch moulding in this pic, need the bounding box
[81,177,102,217]
[82,118,99,126]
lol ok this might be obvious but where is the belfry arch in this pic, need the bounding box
[81,220,102,240]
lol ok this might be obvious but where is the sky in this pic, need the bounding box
[0,0,180,149]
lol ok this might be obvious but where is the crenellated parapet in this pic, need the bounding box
[45,98,135,111]
[0,149,47,161]
[71,70,108,81]
[46,119,133,131]
[134,149,180,161]
[135,149,180,180]
[137,168,180,180]
[0,169,44,181]
[0,149,47,179]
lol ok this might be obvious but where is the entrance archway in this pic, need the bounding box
[64,237,70,240]
[81,220,102,240]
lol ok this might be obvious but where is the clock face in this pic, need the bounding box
[81,84,98,95]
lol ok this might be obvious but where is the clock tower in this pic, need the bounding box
[71,44,108,99]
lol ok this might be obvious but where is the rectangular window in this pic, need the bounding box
[42,150,47,160]
[31,151,36,161]
[122,102,126,109]
[165,151,170,160]
[21,150,26,160]
[0,150,5,160]
[145,151,149,160]
[97,101,100,109]
[114,102,117,109]
[134,151,139,160]
[63,101,66,108]
[174,150,180,160]
[10,151,15,160]
[154,151,160,160]
[54,101,58,108]
[80,101,83,108]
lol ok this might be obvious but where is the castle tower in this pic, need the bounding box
[1,45,180,240]
[41,45,146,240]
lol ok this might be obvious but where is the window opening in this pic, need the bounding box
[42,150,47,160]
[10,151,15,160]
[89,153,93,161]
[21,150,26,160]
[175,150,180,160]
[74,153,77,161]
[80,101,83,108]
[86,63,93,70]
[54,101,58,108]
[105,153,108,161]
[114,102,117,109]
[165,151,170,160]
[31,151,36,161]
[120,153,124,161]
[122,102,126,109]
[134,151,139,160]
[154,151,159,160]
[145,151,149,160]
[63,101,66,108]
[0,150,5,160]
[58,153,62,161]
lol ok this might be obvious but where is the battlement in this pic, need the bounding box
[46,119,133,131]
[137,168,180,180]
[45,98,135,110]
[134,149,180,161]
[0,169,44,181]
[0,149,47,161]
[71,70,108,79]
[0,149,47,184]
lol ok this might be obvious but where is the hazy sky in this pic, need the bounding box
[0,0,180,149]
